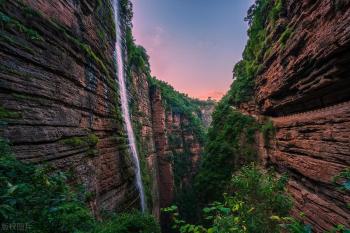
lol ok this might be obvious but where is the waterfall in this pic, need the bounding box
[112,0,146,212]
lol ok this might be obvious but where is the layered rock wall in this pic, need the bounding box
[0,0,211,222]
[251,0,350,231]
[150,87,175,211]
[257,103,350,231]
[0,0,139,216]
[256,0,350,116]
[128,71,211,223]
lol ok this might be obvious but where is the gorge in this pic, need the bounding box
[0,0,349,233]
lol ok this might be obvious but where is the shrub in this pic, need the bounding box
[93,212,161,233]
[229,0,272,104]
[227,164,293,232]
[0,138,161,233]
[194,98,258,205]
[270,0,283,22]
[0,106,21,119]
[228,0,285,104]
[279,27,292,47]
[260,120,275,145]
[165,165,296,233]
[332,168,350,192]
[0,138,95,233]
[126,28,150,74]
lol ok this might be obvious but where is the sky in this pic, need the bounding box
[131,0,253,100]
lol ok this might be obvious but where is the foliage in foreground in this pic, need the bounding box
[166,164,350,233]
[92,212,161,233]
[0,138,160,233]
[165,164,296,233]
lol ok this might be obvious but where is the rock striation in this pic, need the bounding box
[0,0,213,224]
[255,0,350,116]
[0,0,142,216]
[248,0,350,231]
[127,70,213,227]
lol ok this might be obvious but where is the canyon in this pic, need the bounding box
[0,0,212,229]
[0,0,349,232]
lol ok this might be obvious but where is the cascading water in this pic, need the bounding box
[112,0,146,212]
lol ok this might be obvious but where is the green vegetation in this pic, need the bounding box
[12,93,41,102]
[279,26,293,47]
[79,42,109,76]
[260,119,275,145]
[133,119,154,209]
[126,28,150,74]
[120,0,133,28]
[92,212,161,233]
[0,138,160,233]
[0,31,35,53]
[0,11,43,41]
[194,97,258,205]
[270,0,283,22]
[333,168,350,191]
[148,77,206,143]
[122,0,154,210]
[145,78,209,223]
[147,77,209,222]
[191,0,285,214]
[123,0,150,75]
[228,0,285,104]
[0,138,93,232]
[0,106,21,119]
[325,225,350,233]
[123,0,207,144]
[164,164,304,233]
[61,134,99,147]
[61,134,99,157]
[333,168,350,209]
[1,1,113,85]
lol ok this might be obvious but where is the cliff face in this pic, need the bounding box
[198,103,215,129]
[151,88,207,230]
[266,104,350,230]
[149,87,174,223]
[128,70,213,223]
[128,70,161,218]
[0,0,212,223]
[256,0,350,116]
[250,0,350,231]
[0,0,140,216]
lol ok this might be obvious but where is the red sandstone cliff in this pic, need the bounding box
[0,0,139,216]
[0,0,211,223]
[243,0,350,231]
[127,70,212,226]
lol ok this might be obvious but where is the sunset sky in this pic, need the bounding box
[131,0,253,100]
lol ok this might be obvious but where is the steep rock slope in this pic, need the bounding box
[0,0,214,226]
[233,0,350,231]
[0,0,140,216]
[265,103,350,230]
[120,1,214,220]
[255,0,350,115]
[0,0,214,222]
[127,67,214,225]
